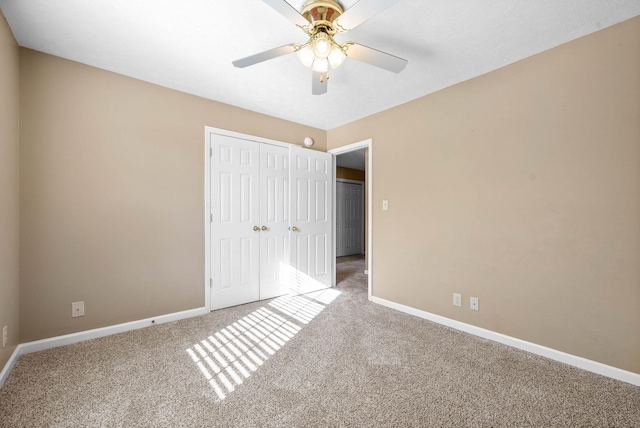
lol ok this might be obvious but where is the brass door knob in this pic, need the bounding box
[253,226,259,231]
[291,226,298,232]
[262,226,267,231]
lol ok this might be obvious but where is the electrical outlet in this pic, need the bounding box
[453,293,462,307]
[2,326,7,348]
[382,200,389,211]
[72,301,85,318]
[470,297,479,311]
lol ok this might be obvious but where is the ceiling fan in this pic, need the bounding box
[232,0,407,95]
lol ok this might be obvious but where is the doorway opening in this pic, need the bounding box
[329,139,372,300]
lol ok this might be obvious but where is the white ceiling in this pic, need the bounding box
[1,0,639,130]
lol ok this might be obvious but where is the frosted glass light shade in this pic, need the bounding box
[313,33,331,59]
[298,33,346,71]
[297,44,315,67]
[328,45,346,68]
[311,57,329,73]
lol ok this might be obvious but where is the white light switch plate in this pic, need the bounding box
[453,293,462,307]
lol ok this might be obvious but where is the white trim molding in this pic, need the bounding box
[0,347,21,389]
[4,298,638,389]
[329,139,373,300]
[0,306,208,389]
[370,296,640,387]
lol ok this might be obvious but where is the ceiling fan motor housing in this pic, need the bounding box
[301,0,343,27]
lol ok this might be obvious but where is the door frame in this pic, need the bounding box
[335,178,365,257]
[204,127,294,312]
[329,139,373,300]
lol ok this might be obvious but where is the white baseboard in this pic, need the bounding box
[0,347,21,389]
[4,300,639,389]
[0,306,208,389]
[370,296,640,387]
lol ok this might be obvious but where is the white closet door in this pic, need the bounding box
[259,144,290,300]
[210,135,260,310]
[289,146,333,294]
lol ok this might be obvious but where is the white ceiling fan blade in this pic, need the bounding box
[233,44,298,68]
[312,71,328,95]
[335,0,401,31]
[345,43,407,73]
[263,0,309,27]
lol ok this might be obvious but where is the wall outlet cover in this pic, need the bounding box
[470,297,479,311]
[2,326,6,348]
[72,301,85,318]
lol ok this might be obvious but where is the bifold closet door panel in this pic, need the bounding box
[259,144,290,300]
[289,146,333,294]
[210,135,261,310]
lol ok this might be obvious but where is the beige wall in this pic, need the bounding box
[328,16,640,374]
[19,49,326,342]
[0,11,20,369]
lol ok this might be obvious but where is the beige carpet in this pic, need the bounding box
[1,255,639,427]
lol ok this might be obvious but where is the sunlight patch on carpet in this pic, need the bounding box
[187,288,341,401]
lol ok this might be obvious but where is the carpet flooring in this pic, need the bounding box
[1,255,639,427]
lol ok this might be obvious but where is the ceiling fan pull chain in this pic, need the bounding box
[326,72,330,80]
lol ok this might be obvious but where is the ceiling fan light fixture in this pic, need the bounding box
[328,44,346,68]
[311,57,329,73]
[297,44,315,67]
[236,0,408,95]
